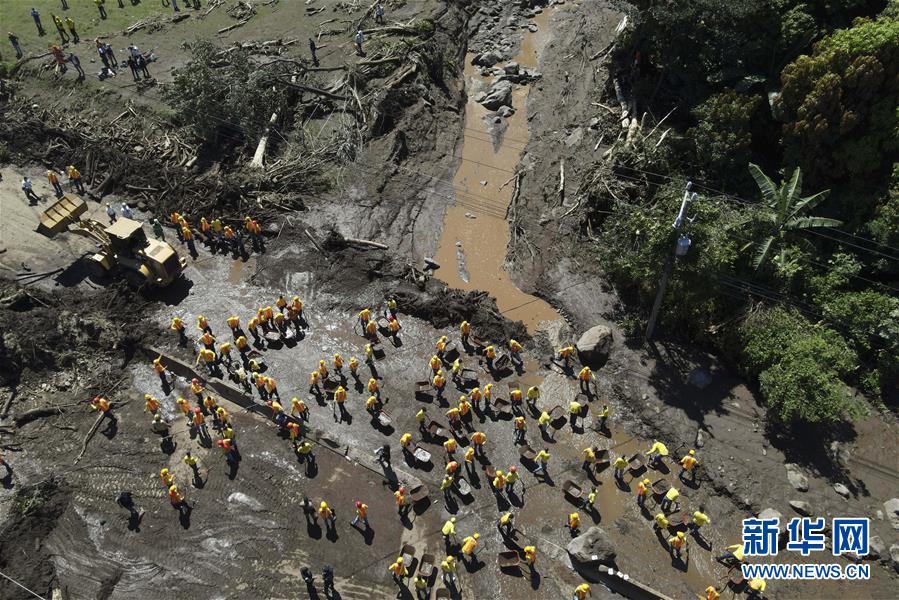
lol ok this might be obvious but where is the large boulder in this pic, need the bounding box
[471,50,503,67]
[785,463,809,492]
[576,325,613,367]
[789,500,813,517]
[567,526,617,567]
[884,498,899,530]
[474,81,513,110]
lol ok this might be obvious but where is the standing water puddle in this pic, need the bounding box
[433,10,558,332]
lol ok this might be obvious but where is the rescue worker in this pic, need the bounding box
[365,343,375,366]
[415,408,428,434]
[429,354,442,374]
[497,510,515,537]
[578,365,595,394]
[308,370,321,395]
[645,439,669,468]
[144,394,159,413]
[332,353,344,375]
[400,432,413,456]
[226,315,240,333]
[471,431,487,458]
[459,320,470,345]
[235,335,249,353]
[613,455,628,481]
[388,317,401,338]
[716,543,745,565]
[435,335,448,357]
[514,416,527,444]
[538,410,551,437]
[445,405,461,428]
[395,486,410,516]
[636,478,650,508]
[443,437,457,458]
[653,512,670,531]
[333,385,347,421]
[286,421,301,444]
[445,460,460,480]
[168,484,185,509]
[197,348,216,373]
[348,356,359,378]
[203,396,218,419]
[159,467,174,487]
[557,344,575,366]
[440,555,457,588]
[365,319,377,338]
[352,500,369,529]
[705,586,720,600]
[441,517,457,547]
[198,331,215,350]
[595,403,610,431]
[747,578,766,600]
[433,370,446,399]
[192,407,209,439]
[175,397,191,422]
[215,406,230,427]
[505,466,520,494]
[523,545,537,570]
[534,447,551,476]
[291,397,308,421]
[365,395,381,415]
[508,338,523,364]
[66,164,85,194]
[484,344,496,371]
[509,387,523,414]
[182,225,196,255]
[483,383,493,407]
[461,532,480,564]
[152,356,170,386]
[451,358,462,384]
[573,583,591,600]
[568,511,581,534]
[413,575,428,600]
[296,441,315,466]
[526,385,540,408]
[358,307,371,329]
[661,486,680,512]
[582,446,598,473]
[680,449,699,482]
[668,531,687,559]
[183,451,199,477]
[440,475,454,503]
[197,315,212,334]
[388,556,407,585]
[690,508,711,533]
[458,396,471,418]
[47,169,63,197]
[318,501,336,530]
[569,400,584,428]
[368,377,380,399]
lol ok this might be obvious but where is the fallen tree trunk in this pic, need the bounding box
[345,238,388,250]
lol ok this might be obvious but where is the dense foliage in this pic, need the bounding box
[592,0,898,426]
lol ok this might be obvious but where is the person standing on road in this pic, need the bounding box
[66,164,85,193]
[152,219,165,240]
[52,14,69,44]
[353,29,364,56]
[47,169,63,197]
[374,2,385,24]
[106,203,117,223]
[31,8,46,36]
[8,33,23,59]
[67,53,85,80]
[126,55,140,81]
[22,177,40,203]
[103,43,118,67]
[137,54,150,79]
[95,0,107,20]
[121,203,134,219]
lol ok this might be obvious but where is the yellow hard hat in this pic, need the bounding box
[320,501,327,508]
[451,517,456,523]
[160,468,169,474]
[643,478,651,485]
[677,531,685,538]
[397,557,404,563]
[689,449,695,455]
[474,533,480,539]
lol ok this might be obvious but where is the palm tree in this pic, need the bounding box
[745,163,842,270]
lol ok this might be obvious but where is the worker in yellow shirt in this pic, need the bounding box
[440,475,454,503]
[526,385,540,408]
[636,478,651,508]
[668,531,687,559]
[557,344,575,366]
[595,403,610,431]
[747,578,766,600]
[582,446,597,472]
[429,354,442,373]
[368,377,380,398]
[573,583,591,599]
[538,410,552,437]
[459,320,470,344]
[534,447,551,476]
[498,511,515,536]
[318,501,336,531]
[443,437,457,457]
[451,358,462,384]
[716,543,745,565]
[679,449,699,482]
[441,517,458,550]
[509,339,523,367]
[171,316,186,341]
[394,486,410,516]
[704,585,720,600]
[144,394,160,413]
[514,416,527,444]
[358,307,371,328]
[440,555,457,587]
[468,387,482,409]
[690,509,711,533]
[388,556,407,584]
[433,370,446,399]
[413,574,428,600]
[523,545,537,570]
[492,470,506,496]
[460,533,480,564]
[415,408,428,434]
[661,486,680,512]
[568,511,581,534]
[291,397,308,421]
[653,512,670,531]
[581,486,598,511]
[309,371,321,395]
[505,466,520,494]
[645,439,669,468]
[569,400,584,428]
[471,430,487,457]
[348,356,359,378]
[484,345,496,371]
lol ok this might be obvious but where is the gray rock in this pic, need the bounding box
[891,544,899,572]
[567,526,617,566]
[869,535,885,560]
[576,325,613,367]
[503,62,520,75]
[695,430,704,448]
[758,508,787,536]
[497,105,515,118]
[789,500,813,516]
[833,483,850,498]
[588,117,600,129]
[884,498,899,530]
[785,464,809,492]
[876,510,884,520]
[475,80,513,110]
[471,50,503,67]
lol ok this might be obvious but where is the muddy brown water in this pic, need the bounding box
[433,10,558,333]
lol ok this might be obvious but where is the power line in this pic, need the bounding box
[0,571,48,600]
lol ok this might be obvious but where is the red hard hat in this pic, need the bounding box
[399,486,406,494]
[194,407,201,413]
[510,466,517,473]
[192,378,198,384]
[356,501,362,508]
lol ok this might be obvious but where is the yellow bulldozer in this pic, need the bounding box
[38,195,187,288]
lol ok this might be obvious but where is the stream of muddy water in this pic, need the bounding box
[433,10,559,333]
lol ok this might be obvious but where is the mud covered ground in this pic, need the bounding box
[1,1,898,600]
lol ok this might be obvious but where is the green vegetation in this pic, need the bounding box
[590,0,898,426]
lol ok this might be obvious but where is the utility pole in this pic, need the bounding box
[644,182,696,341]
